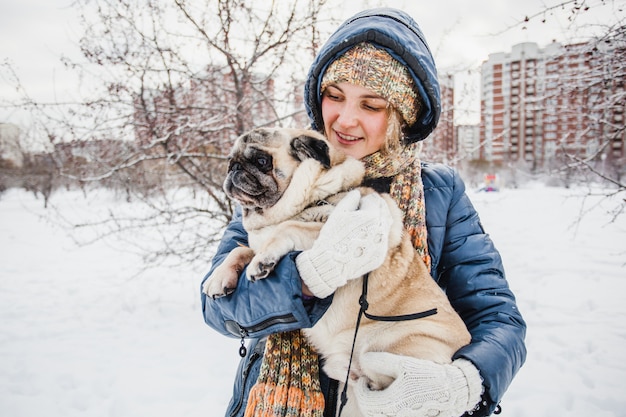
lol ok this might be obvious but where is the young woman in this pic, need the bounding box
[202,8,526,417]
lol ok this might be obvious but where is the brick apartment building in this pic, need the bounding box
[423,73,455,162]
[480,39,625,170]
[456,124,481,161]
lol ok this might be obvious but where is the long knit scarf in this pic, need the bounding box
[244,330,324,417]
[244,143,429,417]
[362,142,431,271]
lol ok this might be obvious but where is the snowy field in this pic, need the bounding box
[1,184,625,417]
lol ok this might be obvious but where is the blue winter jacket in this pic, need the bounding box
[201,164,526,417]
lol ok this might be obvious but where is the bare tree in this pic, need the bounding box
[4,0,332,269]
[501,0,625,218]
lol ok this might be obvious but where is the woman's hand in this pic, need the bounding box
[296,189,392,298]
[354,352,483,417]
[301,280,314,297]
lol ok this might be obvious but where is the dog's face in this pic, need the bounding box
[224,128,333,209]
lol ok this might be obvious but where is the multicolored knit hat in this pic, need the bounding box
[320,42,421,126]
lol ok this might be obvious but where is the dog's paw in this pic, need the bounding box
[202,271,238,299]
[246,254,278,282]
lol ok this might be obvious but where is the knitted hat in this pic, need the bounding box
[320,42,420,126]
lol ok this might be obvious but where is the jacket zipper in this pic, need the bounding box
[224,313,297,337]
[230,349,261,417]
[225,314,297,416]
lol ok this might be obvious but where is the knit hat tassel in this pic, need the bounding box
[244,330,325,417]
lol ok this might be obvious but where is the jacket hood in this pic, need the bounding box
[304,8,441,143]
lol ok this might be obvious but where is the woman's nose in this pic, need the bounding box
[336,105,358,128]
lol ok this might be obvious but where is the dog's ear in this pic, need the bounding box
[290,134,331,169]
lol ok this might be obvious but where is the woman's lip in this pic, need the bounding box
[334,130,362,144]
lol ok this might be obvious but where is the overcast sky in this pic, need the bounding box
[1,0,623,125]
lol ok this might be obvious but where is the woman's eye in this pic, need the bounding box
[323,88,343,101]
[361,97,387,111]
[364,103,384,112]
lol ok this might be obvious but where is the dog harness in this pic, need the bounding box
[337,272,438,416]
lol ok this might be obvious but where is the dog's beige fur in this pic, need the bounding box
[203,127,470,416]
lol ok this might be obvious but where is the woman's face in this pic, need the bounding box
[321,82,389,160]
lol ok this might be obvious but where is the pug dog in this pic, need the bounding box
[203,127,470,414]
[203,127,365,296]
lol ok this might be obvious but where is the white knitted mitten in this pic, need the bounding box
[354,352,483,417]
[296,189,392,298]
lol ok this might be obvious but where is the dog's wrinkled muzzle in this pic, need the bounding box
[224,169,281,209]
[229,171,265,197]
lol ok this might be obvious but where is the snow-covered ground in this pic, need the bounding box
[1,184,625,416]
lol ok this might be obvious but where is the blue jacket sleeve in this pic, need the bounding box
[200,206,333,339]
[423,164,526,414]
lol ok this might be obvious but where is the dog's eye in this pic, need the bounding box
[256,156,271,169]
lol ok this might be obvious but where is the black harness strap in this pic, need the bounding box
[337,273,438,416]
[359,272,438,322]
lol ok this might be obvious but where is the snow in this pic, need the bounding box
[1,184,625,416]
